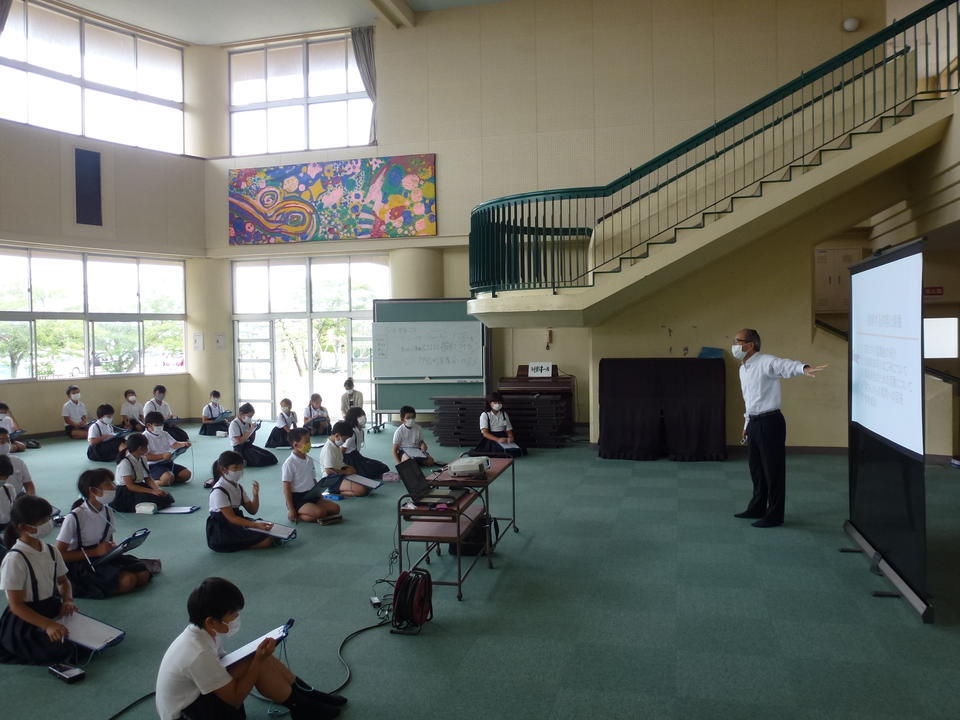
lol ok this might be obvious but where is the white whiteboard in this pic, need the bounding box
[373,322,483,378]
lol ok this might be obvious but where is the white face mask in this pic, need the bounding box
[491,403,502,412]
[102,416,114,425]
[223,616,241,638]
[334,437,345,447]
[0,413,7,420]
[71,393,81,401]
[28,519,54,540]
[98,489,116,505]
[357,416,366,427]
[127,396,136,404]
[0,443,8,456]
[404,418,415,428]
[148,426,160,434]
[731,344,748,361]
[224,469,243,483]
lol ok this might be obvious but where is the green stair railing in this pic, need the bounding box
[469,0,960,296]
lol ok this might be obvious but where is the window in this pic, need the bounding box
[0,248,186,380]
[0,0,184,154]
[232,257,389,414]
[229,36,372,156]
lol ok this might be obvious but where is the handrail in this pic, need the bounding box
[474,0,953,213]
[470,0,960,297]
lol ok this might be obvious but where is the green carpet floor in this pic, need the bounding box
[2,427,959,719]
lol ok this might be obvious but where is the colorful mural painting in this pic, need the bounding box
[228,154,437,244]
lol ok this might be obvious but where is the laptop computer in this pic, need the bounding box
[396,459,464,505]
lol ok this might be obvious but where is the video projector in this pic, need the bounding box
[447,456,491,477]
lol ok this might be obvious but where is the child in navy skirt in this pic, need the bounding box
[111,434,175,512]
[266,398,297,448]
[474,393,525,457]
[342,407,389,480]
[198,390,230,436]
[206,450,276,553]
[228,404,278,467]
[56,469,151,599]
[0,495,79,665]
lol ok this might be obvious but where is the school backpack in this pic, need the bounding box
[391,569,432,633]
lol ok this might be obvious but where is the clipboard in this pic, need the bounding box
[55,612,125,651]
[158,505,200,514]
[248,522,296,541]
[220,619,294,668]
[94,528,150,566]
[402,447,427,459]
[171,446,189,459]
[344,473,382,490]
[214,411,234,422]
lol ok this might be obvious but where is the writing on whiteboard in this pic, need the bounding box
[373,322,483,378]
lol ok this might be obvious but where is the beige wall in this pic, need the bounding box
[184,258,235,414]
[0,374,190,436]
[0,119,207,258]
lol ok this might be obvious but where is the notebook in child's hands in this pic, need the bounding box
[402,447,427,459]
[56,612,125,651]
[10,429,25,439]
[171,446,189,458]
[215,410,234,421]
[497,441,520,450]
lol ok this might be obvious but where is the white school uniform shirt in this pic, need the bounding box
[0,540,68,602]
[0,416,15,433]
[318,438,344,477]
[62,399,88,424]
[87,418,116,441]
[392,423,424,450]
[738,352,808,428]
[121,400,143,422]
[145,428,176,466]
[340,390,364,418]
[202,402,223,420]
[209,478,249,512]
[116,455,149,486]
[228,417,254,446]
[156,624,233,720]
[281,453,318,493]
[5,454,32,495]
[342,427,364,454]
[275,410,297,429]
[144,398,174,420]
[304,404,329,422]
[56,500,115,550]
[480,410,512,433]
[0,482,15,524]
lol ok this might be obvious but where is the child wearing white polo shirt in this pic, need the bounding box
[0,403,25,452]
[391,405,439,467]
[144,384,189,442]
[61,385,88,440]
[0,429,35,496]
[318,421,370,498]
[120,389,144,431]
[281,428,341,524]
[144,412,192,486]
[86,404,126,462]
[155,577,345,720]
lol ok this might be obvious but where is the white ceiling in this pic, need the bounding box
[65,0,502,45]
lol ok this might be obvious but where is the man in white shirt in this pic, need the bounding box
[732,329,827,527]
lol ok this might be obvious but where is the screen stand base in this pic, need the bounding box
[838,547,864,553]
[872,590,902,598]
[843,520,935,624]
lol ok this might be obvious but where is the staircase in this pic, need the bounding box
[467,0,959,328]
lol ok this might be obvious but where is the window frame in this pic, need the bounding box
[0,246,187,383]
[228,35,371,156]
[0,0,185,154]
[230,255,388,412]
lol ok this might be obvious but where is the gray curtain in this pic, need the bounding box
[351,26,377,145]
[0,0,13,36]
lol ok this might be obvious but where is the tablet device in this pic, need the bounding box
[220,619,294,668]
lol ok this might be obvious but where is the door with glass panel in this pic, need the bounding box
[236,321,274,420]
